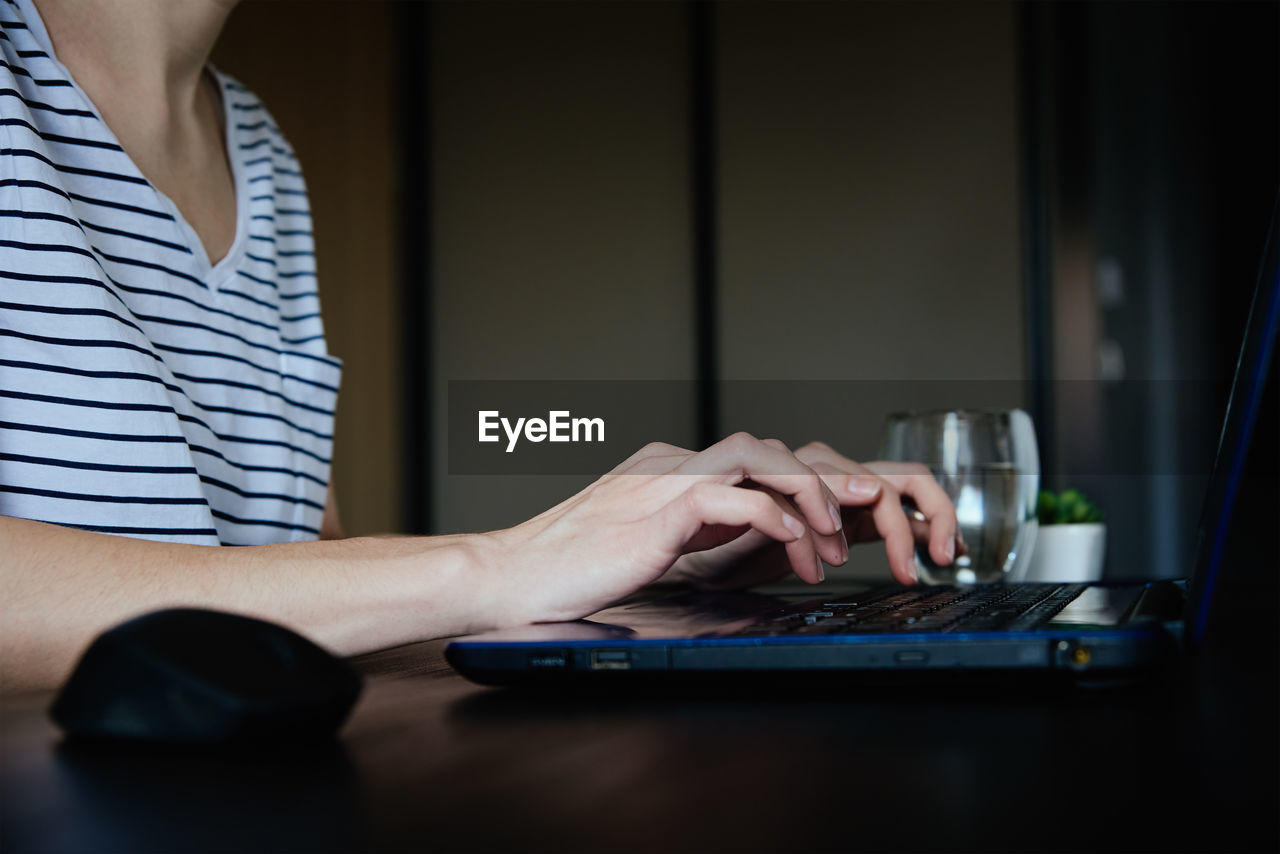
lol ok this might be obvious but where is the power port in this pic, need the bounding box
[589,649,631,671]
[1056,640,1094,670]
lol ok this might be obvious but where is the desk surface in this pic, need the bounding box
[2,635,1276,853]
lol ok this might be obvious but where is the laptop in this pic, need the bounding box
[445,201,1279,687]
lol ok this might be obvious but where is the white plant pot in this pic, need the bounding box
[1016,523,1107,583]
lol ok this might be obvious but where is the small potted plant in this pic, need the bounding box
[1020,489,1107,583]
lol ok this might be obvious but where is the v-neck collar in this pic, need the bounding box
[17,0,249,292]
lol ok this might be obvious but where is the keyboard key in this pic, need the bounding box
[726,583,1087,638]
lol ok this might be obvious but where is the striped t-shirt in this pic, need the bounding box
[1,0,340,546]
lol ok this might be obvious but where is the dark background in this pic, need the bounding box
[213,0,1278,585]
[5,7,1277,854]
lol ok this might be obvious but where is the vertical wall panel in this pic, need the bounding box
[430,2,697,533]
[715,1,1024,578]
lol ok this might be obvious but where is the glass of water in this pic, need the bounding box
[880,409,1040,585]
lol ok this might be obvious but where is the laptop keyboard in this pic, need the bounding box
[729,584,1088,637]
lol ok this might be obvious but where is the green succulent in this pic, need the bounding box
[1037,489,1103,526]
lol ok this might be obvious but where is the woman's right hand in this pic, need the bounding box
[475,433,849,628]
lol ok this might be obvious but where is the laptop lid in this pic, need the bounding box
[1183,193,1280,646]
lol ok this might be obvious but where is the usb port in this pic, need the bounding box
[589,649,631,670]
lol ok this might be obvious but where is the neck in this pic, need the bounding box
[32,0,243,265]
[36,0,237,120]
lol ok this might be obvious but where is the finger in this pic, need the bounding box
[808,461,884,508]
[864,462,958,566]
[664,482,825,584]
[755,484,847,568]
[804,442,957,567]
[865,487,919,585]
[792,440,835,464]
[902,500,932,547]
[674,432,845,538]
[819,467,919,580]
[796,445,900,510]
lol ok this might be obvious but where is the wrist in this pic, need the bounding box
[452,526,526,630]
[381,533,502,641]
[300,532,504,653]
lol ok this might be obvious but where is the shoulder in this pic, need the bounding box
[1,0,38,67]
[2,1,90,130]
[1,0,78,102]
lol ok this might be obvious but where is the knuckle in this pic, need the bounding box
[748,490,776,515]
[681,482,714,512]
[687,481,715,501]
[722,431,757,453]
[622,443,663,469]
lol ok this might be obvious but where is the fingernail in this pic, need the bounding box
[782,513,805,539]
[908,562,919,584]
[945,536,955,563]
[827,501,842,532]
[815,553,826,583]
[840,535,849,564]
[847,476,880,499]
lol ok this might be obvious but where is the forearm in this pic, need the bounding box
[1,516,502,693]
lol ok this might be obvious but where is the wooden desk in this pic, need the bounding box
[2,632,1275,853]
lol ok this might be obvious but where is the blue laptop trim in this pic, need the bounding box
[1188,199,1279,644]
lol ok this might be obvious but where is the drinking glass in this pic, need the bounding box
[880,409,1039,585]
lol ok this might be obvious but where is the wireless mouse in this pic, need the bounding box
[50,608,363,743]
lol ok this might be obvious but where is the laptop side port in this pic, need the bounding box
[589,649,632,671]
[1055,639,1094,670]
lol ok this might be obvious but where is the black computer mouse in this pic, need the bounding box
[50,608,363,744]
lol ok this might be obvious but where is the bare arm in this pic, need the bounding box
[0,515,494,694]
[1,434,956,695]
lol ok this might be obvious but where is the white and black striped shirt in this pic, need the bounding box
[1,0,340,545]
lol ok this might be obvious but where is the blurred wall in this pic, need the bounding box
[714,1,1023,578]
[213,1,402,537]
[1029,0,1279,580]
[715,2,1023,439]
[430,1,700,535]
[213,1,1025,585]
[424,1,1024,581]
